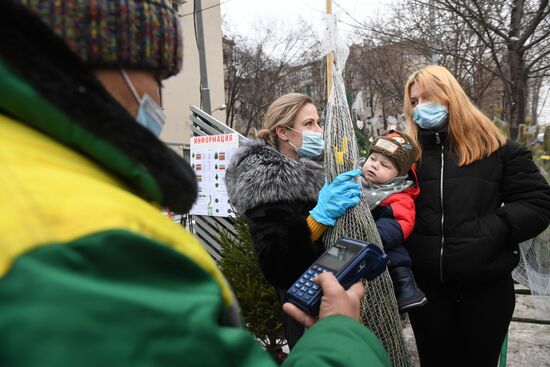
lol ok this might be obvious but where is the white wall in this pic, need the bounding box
[161,0,226,148]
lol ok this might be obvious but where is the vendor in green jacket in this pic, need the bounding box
[0,1,390,366]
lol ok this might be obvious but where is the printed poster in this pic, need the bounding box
[189,133,239,217]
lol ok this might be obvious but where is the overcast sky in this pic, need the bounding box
[220,0,396,41]
[219,0,550,124]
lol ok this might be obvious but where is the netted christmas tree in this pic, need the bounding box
[321,14,409,366]
[512,225,550,318]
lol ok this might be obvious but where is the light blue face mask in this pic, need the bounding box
[286,127,324,158]
[413,102,448,131]
[121,69,166,137]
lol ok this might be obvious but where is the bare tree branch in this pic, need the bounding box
[518,0,550,46]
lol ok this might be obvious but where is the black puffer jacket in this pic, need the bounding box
[406,129,550,286]
[225,141,326,288]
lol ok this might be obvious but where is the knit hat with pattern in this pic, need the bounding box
[14,0,182,79]
[369,130,418,176]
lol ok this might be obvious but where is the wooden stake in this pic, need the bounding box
[326,0,333,98]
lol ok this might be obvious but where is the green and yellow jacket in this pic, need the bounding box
[0,2,390,366]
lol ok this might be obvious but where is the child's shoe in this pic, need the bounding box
[390,266,428,313]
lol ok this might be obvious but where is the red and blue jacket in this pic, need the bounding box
[371,166,420,252]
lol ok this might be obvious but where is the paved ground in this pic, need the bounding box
[279,286,549,365]
[402,286,550,366]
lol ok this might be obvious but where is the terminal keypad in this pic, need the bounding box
[288,265,327,300]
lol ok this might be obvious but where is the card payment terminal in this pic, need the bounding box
[286,237,389,316]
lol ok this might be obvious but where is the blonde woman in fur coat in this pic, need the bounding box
[225,93,362,348]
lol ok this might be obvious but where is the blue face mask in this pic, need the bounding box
[287,127,324,158]
[121,69,166,137]
[135,94,166,137]
[413,102,448,131]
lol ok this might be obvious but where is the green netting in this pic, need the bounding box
[321,14,409,366]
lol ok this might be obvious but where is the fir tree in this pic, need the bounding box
[217,217,286,359]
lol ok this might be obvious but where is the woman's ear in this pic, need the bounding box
[275,126,288,141]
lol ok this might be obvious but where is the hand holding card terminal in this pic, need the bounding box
[286,237,389,316]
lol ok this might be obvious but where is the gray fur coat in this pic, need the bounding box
[225,140,326,348]
[225,141,325,215]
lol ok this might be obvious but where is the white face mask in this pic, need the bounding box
[121,69,166,137]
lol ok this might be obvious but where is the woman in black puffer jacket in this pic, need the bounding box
[402,65,550,367]
[225,93,361,349]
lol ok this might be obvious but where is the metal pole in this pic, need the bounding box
[194,0,212,113]
[498,334,508,367]
[326,0,333,98]
[429,0,439,64]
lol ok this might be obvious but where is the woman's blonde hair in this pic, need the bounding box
[403,65,506,166]
[257,93,313,148]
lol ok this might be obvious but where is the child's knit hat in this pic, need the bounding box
[13,0,182,79]
[369,130,418,176]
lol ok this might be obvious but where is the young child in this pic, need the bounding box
[359,130,427,313]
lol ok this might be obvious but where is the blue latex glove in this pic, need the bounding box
[310,169,362,226]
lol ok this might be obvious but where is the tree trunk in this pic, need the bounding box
[507,0,526,140]
[507,49,527,140]
[382,102,387,131]
[531,78,542,125]
[369,88,375,119]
